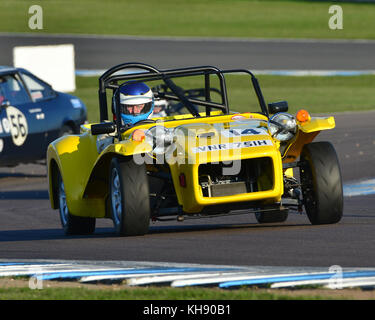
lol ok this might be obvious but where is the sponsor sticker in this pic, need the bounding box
[192,139,273,153]
[231,115,247,121]
[29,108,42,114]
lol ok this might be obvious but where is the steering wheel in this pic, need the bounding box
[124,119,157,130]
[119,119,157,133]
[134,119,156,125]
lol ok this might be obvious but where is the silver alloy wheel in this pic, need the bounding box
[58,178,68,226]
[111,167,122,226]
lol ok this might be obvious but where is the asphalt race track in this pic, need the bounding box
[0,33,374,269]
[0,111,375,267]
[0,34,375,70]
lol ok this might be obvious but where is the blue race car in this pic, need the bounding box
[0,66,87,167]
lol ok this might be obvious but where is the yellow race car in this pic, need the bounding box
[47,63,343,236]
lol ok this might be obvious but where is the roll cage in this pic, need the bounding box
[97,62,269,138]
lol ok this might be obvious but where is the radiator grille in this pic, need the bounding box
[198,158,274,197]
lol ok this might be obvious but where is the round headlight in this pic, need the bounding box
[145,126,174,154]
[268,113,297,142]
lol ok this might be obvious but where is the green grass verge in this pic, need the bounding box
[74,75,375,123]
[1,0,375,39]
[0,284,335,300]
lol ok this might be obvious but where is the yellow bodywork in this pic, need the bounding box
[47,111,335,218]
[282,116,335,163]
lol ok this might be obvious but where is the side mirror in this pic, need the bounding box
[268,101,288,114]
[91,122,116,135]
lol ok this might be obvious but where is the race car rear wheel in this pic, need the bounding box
[57,172,96,235]
[109,157,150,236]
[300,141,343,225]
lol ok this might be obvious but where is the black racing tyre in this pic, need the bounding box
[255,210,288,223]
[57,171,96,235]
[300,141,343,225]
[109,157,150,236]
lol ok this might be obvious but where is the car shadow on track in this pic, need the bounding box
[0,172,46,179]
[0,190,49,200]
[147,221,313,235]
[0,223,314,242]
[0,228,117,242]
[0,229,70,242]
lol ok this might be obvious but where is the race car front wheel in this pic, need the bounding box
[300,141,343,225]
[109,158,150,236]
[57,172,96,235]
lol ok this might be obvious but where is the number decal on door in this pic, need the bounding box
[5,106,28,146]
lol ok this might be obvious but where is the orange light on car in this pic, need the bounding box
[296,109,310,123]
[132,129,145,142]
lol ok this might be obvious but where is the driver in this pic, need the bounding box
[115,81,154,125]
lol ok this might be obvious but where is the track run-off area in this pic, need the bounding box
[0,111,375,289]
